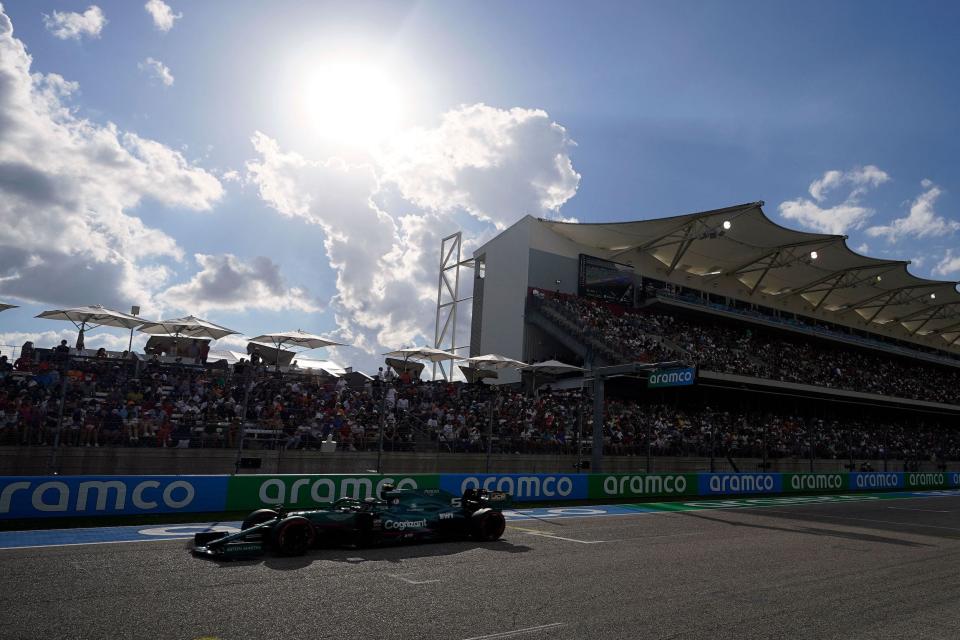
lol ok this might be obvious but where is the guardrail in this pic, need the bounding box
[3,471,959,521]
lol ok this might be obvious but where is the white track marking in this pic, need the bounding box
[758,510,960,532]
[387,574,440,585]
[510,526,605,544]
[462,622,566,639]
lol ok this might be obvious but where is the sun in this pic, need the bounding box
[295,58,405,149]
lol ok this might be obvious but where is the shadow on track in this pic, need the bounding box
[189,538,533,571]
[675,510,933,548]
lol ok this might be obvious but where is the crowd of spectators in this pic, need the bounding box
[538,292,960,405]
[1,345,958,466]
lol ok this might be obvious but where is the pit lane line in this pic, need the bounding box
[2,489,959,551]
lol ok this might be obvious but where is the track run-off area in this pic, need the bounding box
[4,490,960,639]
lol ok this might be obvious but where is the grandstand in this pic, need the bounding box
[470,201,960,469]
[3,202,960,476]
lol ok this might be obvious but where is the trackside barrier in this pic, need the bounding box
[225,474,440,511]
[0,475,229,519]
[2,472,959,520]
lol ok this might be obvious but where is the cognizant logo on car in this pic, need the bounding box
[384,519,427,530]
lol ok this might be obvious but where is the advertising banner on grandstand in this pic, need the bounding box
[0,475,229,519]
[589,474,697,499]
[848,473,904,491]
[225,474,440,511]
[697,473,782,495]
[781,473,848,493]
[647,367,696,388]
[440,474,588,502]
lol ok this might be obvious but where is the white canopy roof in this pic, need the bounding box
[541,202,960,353]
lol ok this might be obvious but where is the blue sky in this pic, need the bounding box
[1,0,959,370]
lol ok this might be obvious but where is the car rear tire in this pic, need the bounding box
[470,509,506,542]
[272,516,315,556]
[241,509,279,531]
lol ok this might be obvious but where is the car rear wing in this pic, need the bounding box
[462,488,512,511]
[483,490,512,510]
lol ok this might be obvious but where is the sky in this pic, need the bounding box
[0,0,959,372]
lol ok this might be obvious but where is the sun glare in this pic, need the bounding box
[295,58,405,149]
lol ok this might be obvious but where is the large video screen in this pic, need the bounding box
[578,254,636,304]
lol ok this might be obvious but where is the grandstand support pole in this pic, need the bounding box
[709,423,715,473]
[646,417,652,474]
[376,383,386,473]
[47,373,68,474]
[591,376,605,473]
[575,389,584,473]
[234,365,252,474]
[884,425,889,472]
[485,388,494,473]
[762,424,768,471]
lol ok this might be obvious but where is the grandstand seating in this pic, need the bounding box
[530,290,960,406]
[1,346,958,468]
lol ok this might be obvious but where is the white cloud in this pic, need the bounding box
[161,253,319,314]
[144,0,181,32]
[779,166,890,235]
[0,6,222,311]
[933,250,960,277]
[378,104,580,229]
[139,57,174,87]
[43,5,105,41]
[855,242,869,253]
[246,104,580,368]
[866,179,960,242]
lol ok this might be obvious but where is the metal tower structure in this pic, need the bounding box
[433,231,473,380]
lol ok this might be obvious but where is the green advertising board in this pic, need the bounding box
[226,474,441,511]
[589,473,698,500]
[904,472,949,490]
[781,473,848,493]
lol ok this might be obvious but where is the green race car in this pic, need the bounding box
[192,485,511,559]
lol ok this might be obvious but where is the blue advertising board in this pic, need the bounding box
[439,474,588,502]
[697,473,782,495]
[0,475,229,519]
[648,367,696,388]
[847,473,904,491]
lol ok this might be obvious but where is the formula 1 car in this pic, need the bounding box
[192,485,510,559]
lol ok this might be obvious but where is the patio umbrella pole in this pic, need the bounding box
[48,374,69,474]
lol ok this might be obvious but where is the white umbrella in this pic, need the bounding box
[248,330,344,369]
[383,346,458,363]
[138,315,238,339]
[249,330,343,350]
[525,359,584,397]
[37,304,145,350]
[0,302,17,312]
[464,354,527,370]
[138,315,238,356]
[525,359,584,375]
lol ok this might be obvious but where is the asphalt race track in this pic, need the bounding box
[3,495,960,640]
